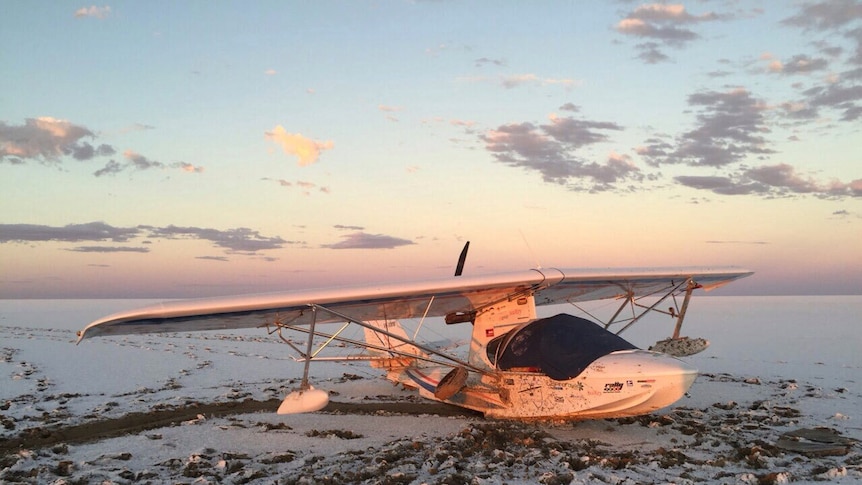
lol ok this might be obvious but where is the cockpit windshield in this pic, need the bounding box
[486,313,638,380]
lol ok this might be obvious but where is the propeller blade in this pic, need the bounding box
[454,241,470,277]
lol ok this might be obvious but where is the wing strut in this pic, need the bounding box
[307,304,490,374]
[264,303,490,375]
[569,280,692,334]
[651,279,710,357]
[671,279,698,339]
[612,279,690,335]
[566,277,711,356]
[300,306,318,388]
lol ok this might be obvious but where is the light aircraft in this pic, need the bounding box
[77,245,752,420]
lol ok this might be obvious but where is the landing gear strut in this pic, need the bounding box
[277,305,330,414]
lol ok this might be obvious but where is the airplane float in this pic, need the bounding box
[78,244,752,420]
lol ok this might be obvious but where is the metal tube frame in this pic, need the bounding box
[266,303,490,375]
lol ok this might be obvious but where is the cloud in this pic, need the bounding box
[616,18,699,44]
[378,105,403,122]
[475,57,506,68]
[674,175,768,196]
[659,81,862,199]
[74,5,110,19]
[848,28,862,66]
[500,74,579,90]
[449,119,477,128]
[0,222,138,243]
[481,113,646,192]
[142,225,290,253]
[483,122,571,183]
[500,74,539,89]
[675,164,862,198]
[767,54,830,74]
[831,209,862,219]
[459,74,580,91]
[542,114,623,146]
[800,82,862,121]
[66,246,150,253]
[178,162,205,173]
[93,160,123,177]
[558,103,580,113]
[617,3,721,38]
[616,3,727,63]
[747,165,862,198]
[745,163,822,194]
[323,232,415,250]
[124,149,163,170]
[0,117,101,164]
[781,0,862,31]
[638,88,773,167]
[0,117,202,176]
[1,222,295,255]
[126,123,156,132]
[264,125,334,166]
[196,256,230,262]
[775,2,862,122]
[72,142,116,161]
[264,178,330,195]
[334,225,365,231]
[631,42,671,64]
[93,150,204,176]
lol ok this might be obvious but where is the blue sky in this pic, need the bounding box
[1,1,861,298]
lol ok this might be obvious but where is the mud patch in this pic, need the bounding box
[0,399,469,455]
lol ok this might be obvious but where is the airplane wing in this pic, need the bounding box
[77,267,752,342]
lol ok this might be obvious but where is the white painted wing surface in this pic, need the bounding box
[77,267,752,342]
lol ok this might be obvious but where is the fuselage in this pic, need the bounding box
[402,349,697,420]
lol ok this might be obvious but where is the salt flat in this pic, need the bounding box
[1,297,859,483]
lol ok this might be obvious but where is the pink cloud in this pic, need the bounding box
[74,5,111,19]
[264,125,334,166]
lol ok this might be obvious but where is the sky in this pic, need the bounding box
[1,1,861,299]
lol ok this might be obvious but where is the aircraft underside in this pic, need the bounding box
[401,349,697,420]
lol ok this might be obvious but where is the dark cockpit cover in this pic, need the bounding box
[491,313,638,380]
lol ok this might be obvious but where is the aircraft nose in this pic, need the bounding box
[595,350,698,384]
[580,350,699,417]
[640,351,698,388]
[612,350,697,396]
[631,351,698,409]
[645,351,698,378]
